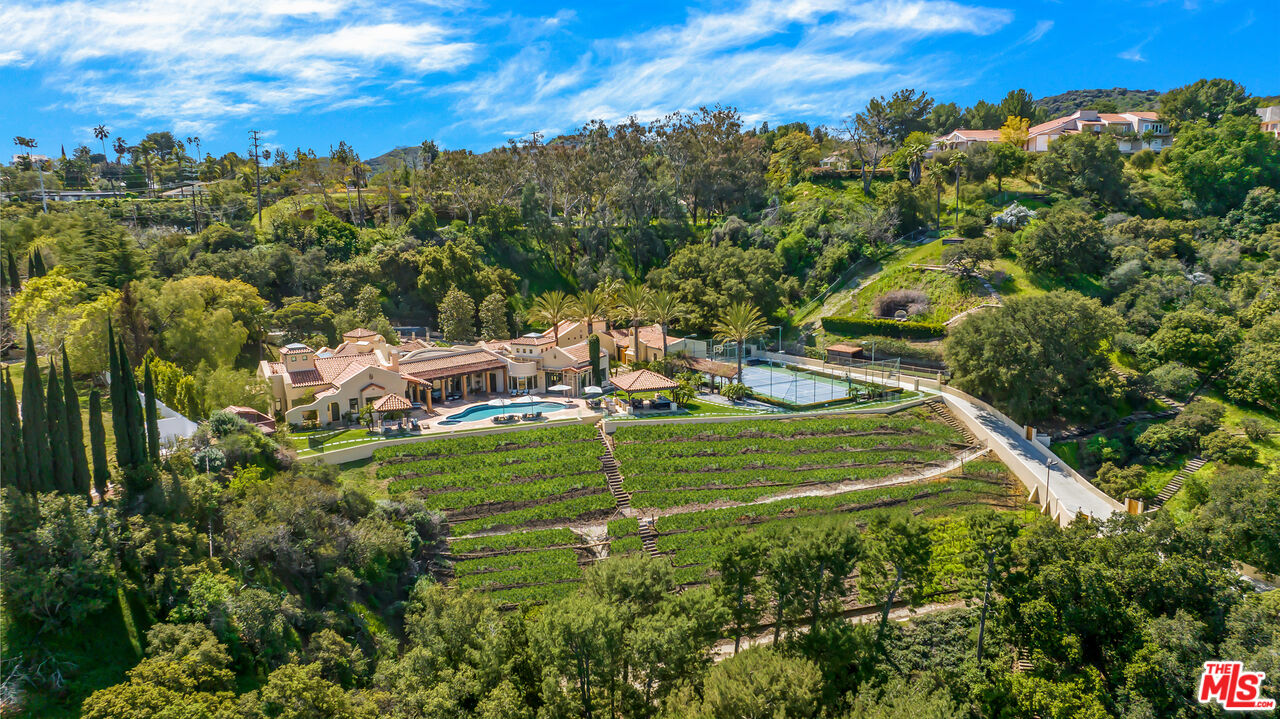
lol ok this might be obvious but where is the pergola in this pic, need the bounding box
[610,368,678,398]
[688,358,737,390]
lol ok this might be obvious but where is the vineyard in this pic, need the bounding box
[611,411,967,509]
[646,459,1018,587]
[449,528,599,607]
[374,411,1015,610]
[376,424,611,535]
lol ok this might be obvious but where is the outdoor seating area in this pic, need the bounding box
[490,410,545,424]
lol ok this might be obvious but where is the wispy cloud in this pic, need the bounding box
[0,0,477,136]
[1020,20,1054,44]
[446,0,1013,140]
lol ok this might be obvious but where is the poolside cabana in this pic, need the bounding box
[688,357,737,390]
[610,369,678,412]
[372,393,414,424]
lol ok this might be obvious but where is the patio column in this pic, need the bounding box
[425,384,432,412]
[461,377,468,400]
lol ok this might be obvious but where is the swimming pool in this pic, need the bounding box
[438,400,572,425]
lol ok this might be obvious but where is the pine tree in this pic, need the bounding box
[143,359,160,461]
[1,368,27,493]
[88,389,110,502]
[63,347,92,498]
[21,328,53,492]
[46,363,75,494]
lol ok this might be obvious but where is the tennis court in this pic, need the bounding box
[738,363,858,405]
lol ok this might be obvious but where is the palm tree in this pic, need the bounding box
[924,158,948,233]
[712,302,769,382]
[137,140,157,196]
[529,290,578,346]
[904,138,929,186]
[614,284,651,364]
[647,290,684,358]
[93,125,112,191]
[574,287,608,336]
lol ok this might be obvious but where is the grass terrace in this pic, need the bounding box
[376,424,614,535]
[611,410,966,510]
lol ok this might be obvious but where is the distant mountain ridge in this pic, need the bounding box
[1034,88,1162,116]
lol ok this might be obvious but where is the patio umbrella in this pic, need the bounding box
[583,386,603,396]
[548,384,572,395]
[488,397,510,407]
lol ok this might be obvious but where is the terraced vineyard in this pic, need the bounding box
[647,460,1017,587]
[376,424,612,535]
[611,411,967,510]
[449,528,597,607]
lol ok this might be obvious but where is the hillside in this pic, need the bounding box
[366,145,422,173]
[1034,87,1161,116]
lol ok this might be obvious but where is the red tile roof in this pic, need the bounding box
[372,393,413,412]
[400,350,507,381]
[343,327,378,338]
[826,343,864,355]
[611,368,678,393]
[511,334,555,346]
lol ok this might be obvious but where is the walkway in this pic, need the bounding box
[766,352,1124,524]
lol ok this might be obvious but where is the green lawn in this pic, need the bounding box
[829,265,990,323]
[991,257,1105,299]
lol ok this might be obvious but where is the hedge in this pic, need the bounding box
[821,316,946,339]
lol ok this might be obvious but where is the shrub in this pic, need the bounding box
[1200,430,1257,465]
[1174,399,1225,437]
[1239,418,1271,442]
[821,317,945,339]
[1130,148,1157,170]
[1147,362,1199,400]
[721,383,748,402]
[872,289,930,319]
[991,202,1037,230]
[956,215,985,238]
[1135,422,1197,463]
[1095,461,1152,501]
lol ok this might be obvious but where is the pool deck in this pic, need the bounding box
[427,397,590,429]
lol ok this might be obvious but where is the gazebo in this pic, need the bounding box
[610,369,678,412]
[372,393,413,420]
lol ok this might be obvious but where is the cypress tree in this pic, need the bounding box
[32,249,46,277]
[119,340,146,468]
[89,389,110,502]
[26,253,34,282]
[143,359,160,461]
[108,325,131,469]
[5,251,18,291]
[63,347,92,498]
[20,328,53,492]
[1,368,27,494]
[46,364,75,494]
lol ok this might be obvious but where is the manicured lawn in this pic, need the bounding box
[992,257,1105,299]
[829,265,990,323]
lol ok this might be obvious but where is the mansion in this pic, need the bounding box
[259,322,704,428]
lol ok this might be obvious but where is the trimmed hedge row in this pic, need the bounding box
[821,316,946,338]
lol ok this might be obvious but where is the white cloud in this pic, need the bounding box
[1021,20,1054,44]
[1119,43,1148,62]
[0,0,477,134]
[446,0,1011,138]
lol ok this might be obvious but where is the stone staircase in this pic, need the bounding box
[1148,455,1205,510]
[639,517,660,557]
[598,424,631,512]
[924,398,978,446]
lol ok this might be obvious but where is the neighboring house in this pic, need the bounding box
[1258,106,1280,139]
[222,405,276,434]
[142,392,199,449]
[819,153,849,170]
[931,129,1002,153]
[934,110,1171,155]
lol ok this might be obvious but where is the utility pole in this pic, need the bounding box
[248,129,264,225]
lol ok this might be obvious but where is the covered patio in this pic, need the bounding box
[610,368,678,413]
[400,351,509,412]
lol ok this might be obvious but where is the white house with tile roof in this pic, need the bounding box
[935,110,1171,155]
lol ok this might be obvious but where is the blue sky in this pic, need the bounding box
[2,0,1276,159]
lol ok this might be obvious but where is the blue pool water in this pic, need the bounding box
[439,400,571,425]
